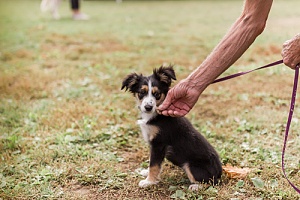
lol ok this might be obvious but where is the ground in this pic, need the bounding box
[0,0,300,199]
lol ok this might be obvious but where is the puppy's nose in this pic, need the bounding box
[144,105,153,112]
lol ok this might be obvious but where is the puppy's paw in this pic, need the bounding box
[138,179,158,188]
[135,168,149,177]
[188,184,202,191]
[139,169,149,177]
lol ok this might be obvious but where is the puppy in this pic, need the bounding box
[40,0,61,19]
[121,66,222,190]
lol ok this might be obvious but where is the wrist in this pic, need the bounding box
[184,75,208,94]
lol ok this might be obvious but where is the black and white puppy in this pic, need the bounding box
[121,66,222,190]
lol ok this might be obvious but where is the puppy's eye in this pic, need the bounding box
[153,92,161,100]
[138,90,147,99]
[140,90,147,95]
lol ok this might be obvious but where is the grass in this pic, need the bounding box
[1,0,300,199]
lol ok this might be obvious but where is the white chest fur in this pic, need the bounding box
[137,113,159,143]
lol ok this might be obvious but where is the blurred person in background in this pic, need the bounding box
[70,0,89,20]
[40,0,89,20]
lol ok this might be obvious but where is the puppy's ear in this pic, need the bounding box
[121,73,141,93]
[153,65,176,86]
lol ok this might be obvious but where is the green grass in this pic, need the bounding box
[1,0,300,199]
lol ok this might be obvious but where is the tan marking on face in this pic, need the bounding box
[147,165,161,182]
[182,163,197,183]
[151,87,165,106]
[152,87,159,92]
[141,85,148,92]
[135,85,149,103]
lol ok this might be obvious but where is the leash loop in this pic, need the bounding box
[212,60,300,194]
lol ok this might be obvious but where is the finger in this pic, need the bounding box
[161,110,170,116]
[156,104,166,114]
[282,57,295,70]
[173,110,187,117]
[158,97,172,111]
[174,102,190,112]
[157,103,170,113]
[160,108,186,117]
[167,109,187,117]
[283,40,290,47]
[167,110,176,117]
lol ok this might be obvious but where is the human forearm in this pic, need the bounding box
[187,0,273,93]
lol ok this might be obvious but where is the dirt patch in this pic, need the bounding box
[0,64,57,100]
[41,100,98,129]
[63,183,100,199]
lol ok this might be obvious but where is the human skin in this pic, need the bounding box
[282,34,300,70]
[157,0,273,117]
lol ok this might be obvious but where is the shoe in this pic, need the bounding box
[72,13,89,20]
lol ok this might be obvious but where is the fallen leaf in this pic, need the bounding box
[222,165,252,179]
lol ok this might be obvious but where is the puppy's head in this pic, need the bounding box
[121,65,176,114]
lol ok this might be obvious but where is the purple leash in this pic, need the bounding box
[212,60,284,84]
[282,64,300,193]
[212,60,300,194]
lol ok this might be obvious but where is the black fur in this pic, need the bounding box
[148,115,222,183]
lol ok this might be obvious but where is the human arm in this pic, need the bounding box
[157,0,273,117]
[282,33,300,69]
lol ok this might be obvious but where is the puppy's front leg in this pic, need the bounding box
[138,165,160,187]
[139,144,165,188]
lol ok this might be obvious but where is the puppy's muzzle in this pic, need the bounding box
[144,105,153,112]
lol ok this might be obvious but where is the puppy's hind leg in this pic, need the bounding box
[182,163,207,191]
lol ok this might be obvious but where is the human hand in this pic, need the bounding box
[157,79,201,117]
[281,34,300,69]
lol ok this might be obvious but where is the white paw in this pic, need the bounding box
[135,168,149,177]
[139,169,149,177]
[138,179,159,188]
[188,184,202,191]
